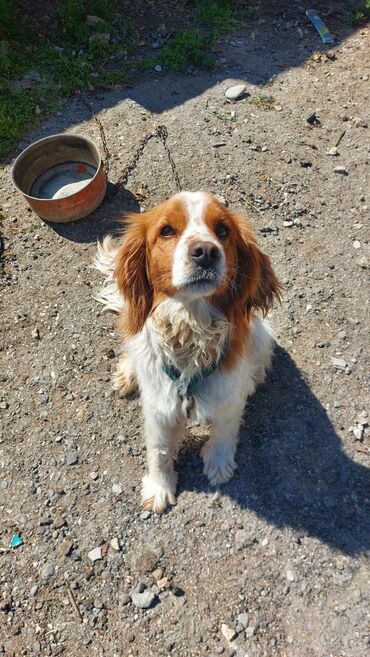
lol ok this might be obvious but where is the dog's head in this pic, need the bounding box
[114,191,282,335]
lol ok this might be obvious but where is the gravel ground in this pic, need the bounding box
[1,10,370,657]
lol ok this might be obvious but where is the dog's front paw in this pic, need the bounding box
[142,475,177,514]
[201,441,237,486]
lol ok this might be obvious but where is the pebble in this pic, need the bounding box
[353,240,361,249]
[331,357,347,371]
[306,111,320,125]
[90,471,99,480]
[221,623,237,643]
[334,165,348,175]
[157,576,169,589]
[286,568,295,582]
[57,540,73,557]
[112,483,123,495]
[31,327,40,339]
[88,547,103,563]
[154,64,162,72]
[131,590,157,609]
[353,426,364,441]
[65,450,78,466]
[237,612,249,629]
[152,568,163,580]
[225,84,246,101]
[41,561,55,580]
[140,510,151,520]
[327,147,339,156]
[110,537,120,551]
[353,117,368,128]
[53,515,66,529]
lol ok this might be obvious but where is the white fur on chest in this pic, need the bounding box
[126,299,273,423]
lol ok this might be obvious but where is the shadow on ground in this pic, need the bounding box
[177,345,370,557]
[8,1,367,167]
[45,185,140,243]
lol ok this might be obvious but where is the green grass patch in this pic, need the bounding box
[161,28,214,72]
[0,0,131,158]
[351,0,370,24]
[196,0,234,33]
[0,0,256,157]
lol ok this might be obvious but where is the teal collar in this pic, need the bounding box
[161,346,228,399]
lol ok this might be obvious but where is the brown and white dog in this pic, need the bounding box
[94,191,282,512]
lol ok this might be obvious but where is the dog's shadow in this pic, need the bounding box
[177,345,370,556]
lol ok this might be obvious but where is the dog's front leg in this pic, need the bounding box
[142,415,185,513]
[201,403,245,486]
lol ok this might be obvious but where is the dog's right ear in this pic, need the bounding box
[114,214,152,335]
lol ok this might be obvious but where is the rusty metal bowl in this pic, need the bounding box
[12,134,106,223]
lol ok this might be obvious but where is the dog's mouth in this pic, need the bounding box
[183,271,220,293]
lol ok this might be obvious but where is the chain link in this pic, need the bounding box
[114,124,182,192]
[81,98,182,194]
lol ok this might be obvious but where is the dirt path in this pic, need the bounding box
[1,14,369,657]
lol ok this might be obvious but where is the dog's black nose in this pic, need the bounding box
[189,241,221,268]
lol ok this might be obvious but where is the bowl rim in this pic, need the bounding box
[11,132,103,201]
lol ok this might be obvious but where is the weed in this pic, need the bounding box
[351,0,370,25]
[196,0,234,33]
[248,95,276,109]
[161,29,214,72]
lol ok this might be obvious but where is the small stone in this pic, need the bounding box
[353,240,361,249]
[53,515,66,529]
[331,357,347,371]
[134,549,159,573]
[286,568,295,582]
[357,256,368,268]
[57,540,74,557]
[90,471,99,480]
[353,117,368,128]
[131,590,157,609]
[353,426,364,441]
[127,633,135,643]
[32,327,40,339]
[86,15,105,26]
[110,537,120,551]
[225,84,246,101]
[154,64,162,72]
[237,612,249,629]
[112,483,123,495]
[152,568,163,580]
[157,576,169,589]
[41,562,55,580]
[283,220,294,227]
[275,104,283,111]
[65,450,78,466]
[140,510,151,520]
[327,147,339,156]
[334,165,348,175]
[246,626,255,637]
[30,584,39,596]
[221,623,237,643]
[306,111,320,125]
[88,547,103,563]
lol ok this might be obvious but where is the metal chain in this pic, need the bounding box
[81,97,182,192]
[115,124,182,192]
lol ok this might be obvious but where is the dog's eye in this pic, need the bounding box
[215,222,228,239]
[160,225,176,237]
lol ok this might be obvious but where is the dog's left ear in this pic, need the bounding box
[233,214,283,316]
